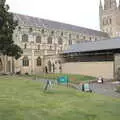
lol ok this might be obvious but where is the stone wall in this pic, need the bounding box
[62,61,114,79]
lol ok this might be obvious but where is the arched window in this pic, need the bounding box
[69,34,72,39]
[41,29,44,34]
[69,40,72,45]
[23,56,29,67]
[0,58,3,71]
[109,18,112,24]
[24,43,27,49]
[29,28,33,33]
[37,57,42,66]
[47,36,52,44]
[76,34,79,39]
[69,34,72,45]
[38,45,40,50]
[61,32,64,36]
[36,36,41,43]
[22,34,28,42]
[51,31,54,35]
[58,37,63,45]
[48,60,52,72]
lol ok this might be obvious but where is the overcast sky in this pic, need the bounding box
[6,0,115,30]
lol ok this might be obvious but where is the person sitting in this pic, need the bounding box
[97,76,104,84]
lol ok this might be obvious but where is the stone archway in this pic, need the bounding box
[0,58,3,72]
[7,61,11,73]
[52,63,55,73]
[48,60,52,73]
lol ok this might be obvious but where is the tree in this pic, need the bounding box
[0,0,23,59]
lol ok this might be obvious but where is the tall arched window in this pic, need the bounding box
[69,34,72,45]
[37,57,42,66]
[22,34,28,42]
[47,36,52,44]
[0,58,3,71]
[36,36,41,43]
[48,60,52,72]
[23,56,29,67]
[69,39,72,45]
[109,18,112,24]
[58,37,63,45]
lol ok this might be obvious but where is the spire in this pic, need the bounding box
[104,0,117,10]
[99,0,103,9]
[0,0,5,5]
[119,0,120,8]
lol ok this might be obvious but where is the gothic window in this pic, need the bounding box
[23,56,29,67]
[36,36,41,43]
[69,34,72,39]
[41,29,44,34]
[47,36,52,44]
[18,26,21,31]
[109,18,112,24]
[58,37,63,45]
[61,32,64,36]
[0,58,3,71]
[24,43,27,49]
[51,31,54,35]
[76,35,79,39]
[69,34,72,45]
[38,45,40,50]
[89,37,92,41]
[58,60,61,64]
[83,36,86,40]
[52,63,55,72]
[29,28,33,33]
[22,34,28,42]
[37,57,42,66]
[69,39,72,45]
[50,45,52,50]
[48,60,52,72]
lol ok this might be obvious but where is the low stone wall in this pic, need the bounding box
[62,61,114,79]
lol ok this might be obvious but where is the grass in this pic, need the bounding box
[0,75,120,120]
[32,73,96,84]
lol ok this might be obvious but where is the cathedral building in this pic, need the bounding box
[0,0,120,76]
[99,0,120,37]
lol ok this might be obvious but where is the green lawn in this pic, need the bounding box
[33,73,96,84]
[0,76,120,120]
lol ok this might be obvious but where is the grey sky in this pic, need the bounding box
[6,0,110,30]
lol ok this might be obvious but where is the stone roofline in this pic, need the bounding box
[13,12,109,37]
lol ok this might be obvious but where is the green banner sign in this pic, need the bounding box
[57,76,69,84]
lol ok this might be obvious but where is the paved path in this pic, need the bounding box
[90,81,120,98]
[34,77,120,98]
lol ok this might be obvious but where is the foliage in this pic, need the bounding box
[0,0,23,59]
[0,76,120,120]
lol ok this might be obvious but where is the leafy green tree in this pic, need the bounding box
[0,0,23,59]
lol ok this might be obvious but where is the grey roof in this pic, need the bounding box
[13,13,108,37]
[64,37,120,54]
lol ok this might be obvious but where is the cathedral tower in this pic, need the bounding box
[99,0,120,37]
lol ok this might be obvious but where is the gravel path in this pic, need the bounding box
[90,81,120,98]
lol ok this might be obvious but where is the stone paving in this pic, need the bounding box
[90,81,120,98]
